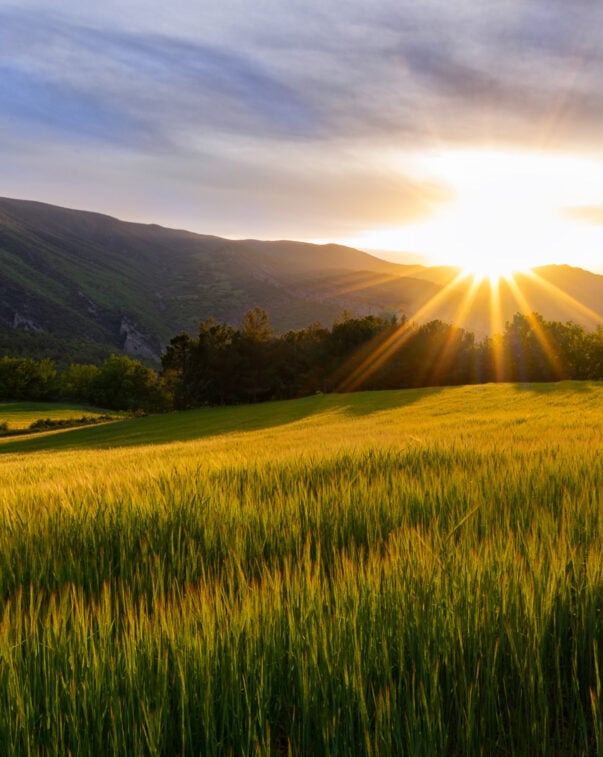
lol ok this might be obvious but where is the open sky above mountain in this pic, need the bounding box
[1,1,602,273]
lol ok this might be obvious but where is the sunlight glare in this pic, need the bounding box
[340,150,603,275]
[458,259,517,285]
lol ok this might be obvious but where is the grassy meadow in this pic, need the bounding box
[0,382,601,754]
[0,402,116,432]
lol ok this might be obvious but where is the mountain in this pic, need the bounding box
[0,197,438,362]
[0,196,601,364]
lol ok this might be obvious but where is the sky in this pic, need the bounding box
[1,0,603,273]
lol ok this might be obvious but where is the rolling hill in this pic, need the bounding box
[1,196,601,364]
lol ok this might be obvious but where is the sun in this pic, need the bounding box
[458,258,517,285]
[339,149,603,278]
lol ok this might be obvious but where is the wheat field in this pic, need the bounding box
[0,382,601,754]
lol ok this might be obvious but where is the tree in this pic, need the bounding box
[90,355,168,412]
[584,326,603,380]
[277,322,330,397]
[236,309,279,403]
[194,318,241,405]
[160,332,197,409]
[501,313,551,382]
[60,364,101,404]
[240,307,273,343]
[0,357,57,400]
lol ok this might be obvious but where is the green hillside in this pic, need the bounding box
[2,197,601,366]
[0,383,601,752]
[0,197,437,363]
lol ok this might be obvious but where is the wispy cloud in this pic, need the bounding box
[1,1,603,241]
[0,7,321,147]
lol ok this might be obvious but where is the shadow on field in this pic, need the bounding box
[511,380,596,395]
[0,387,442,454]
[334,385,445,416]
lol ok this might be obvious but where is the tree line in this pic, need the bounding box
[1,309,602,411]
[161,308,603,408]
[0,354,168,412]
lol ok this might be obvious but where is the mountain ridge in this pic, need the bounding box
[0,196,601,364]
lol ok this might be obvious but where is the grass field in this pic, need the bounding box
[0,402,117,431]
[0,382,601,754]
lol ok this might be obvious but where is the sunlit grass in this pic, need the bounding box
[0,402,117,431]
[0,383,601,753]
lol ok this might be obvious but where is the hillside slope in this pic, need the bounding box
[0,197,440,361]
[1,196,601,363]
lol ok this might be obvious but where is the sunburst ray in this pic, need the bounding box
[335,272,471,392]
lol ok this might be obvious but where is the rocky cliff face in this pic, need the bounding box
[119,317,161,363]
[12,312,43,332]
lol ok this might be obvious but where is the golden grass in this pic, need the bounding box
[0,382,600,754]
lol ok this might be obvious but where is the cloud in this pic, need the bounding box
[0,7,321,148]
[4,2,603,151]
[2,1,603,239]
[0,64,155,146]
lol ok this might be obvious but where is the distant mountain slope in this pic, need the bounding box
[0,197,601,363]
[0,197,439,361]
